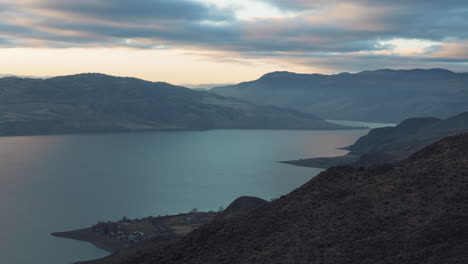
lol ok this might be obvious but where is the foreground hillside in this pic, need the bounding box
[0,74,344,136]
[285,111,468,168]
[212,68,468,123]
[73,197,268,264]
[89,133,468,264]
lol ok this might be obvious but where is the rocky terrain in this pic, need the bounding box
[0,74,346,136]
[215,196,268,221]
[84,133,468,264]
[62,196,267,264]
[212,69,468,123]
[284,111,468,168]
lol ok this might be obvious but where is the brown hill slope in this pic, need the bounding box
[0,74,346,136]
[112,133,468,264]
[77,197,268,264]
[284,111,468,168]
[215,196,268,221]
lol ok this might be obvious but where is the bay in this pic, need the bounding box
[0,126,384,264]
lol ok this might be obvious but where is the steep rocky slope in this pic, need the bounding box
[91,133,468,264]
[215,196,268,221]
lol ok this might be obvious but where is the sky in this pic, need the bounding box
[0,0,468,85]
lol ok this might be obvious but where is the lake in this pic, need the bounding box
[0,126,389,264]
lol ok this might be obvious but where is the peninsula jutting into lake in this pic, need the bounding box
[283,111,468,168]
[51,197,267,254]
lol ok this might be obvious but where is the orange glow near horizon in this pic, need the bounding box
[0,47,332,85]
[1,1,468,82]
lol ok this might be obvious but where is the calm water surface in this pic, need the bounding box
[0,128,380,264]
[327,120,396,129]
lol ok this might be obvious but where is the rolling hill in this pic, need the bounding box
[0,73,346,136]
[212,69,468,123]
[284,111,468,168]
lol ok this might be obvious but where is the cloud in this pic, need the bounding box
[31,0,233,21]
[0,0,468,72]
[269,0,468,40]
[431,40,468,59]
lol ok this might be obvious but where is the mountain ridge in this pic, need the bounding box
[0,73,348,136]
[284,111,468,168]
[212,68,468,123]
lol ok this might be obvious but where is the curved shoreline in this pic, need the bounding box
[51,228,125,253]
[51,212,218,254]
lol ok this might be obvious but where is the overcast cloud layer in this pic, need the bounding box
[1,0,468,72]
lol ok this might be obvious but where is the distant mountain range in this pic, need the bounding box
[0,74,48,79]
[84,133,468,264]
[284,111,468,168]
[182,83,234,90]
[212,69,468,123]
[0,73,346,136]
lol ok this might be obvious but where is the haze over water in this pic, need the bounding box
[0,126,387,264]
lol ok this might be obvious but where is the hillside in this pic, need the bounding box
[74,197,268,264]
[283,111,468,168]
[212,69,468,123]
[0,74,346,136]
[215,196,268,221]
[87,133,468,264]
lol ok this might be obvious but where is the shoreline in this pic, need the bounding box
[51,228,124,253]
[51,212,218,254]
[279,154,360,169]
[0,125,367,138]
